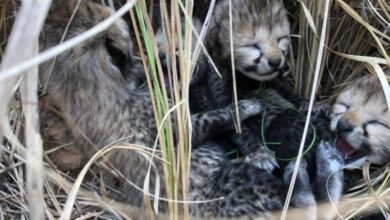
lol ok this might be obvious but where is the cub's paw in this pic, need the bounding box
[316,140,344,174]
[313,103,331,116]
[299,101,331,116]
[244,148,278,172]
[234,99,263,120]
[283,159,312,196]
[283,159,316,215]
[315,140,344,205]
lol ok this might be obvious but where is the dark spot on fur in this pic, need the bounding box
[244,65,257,72]
[105,38,127,75]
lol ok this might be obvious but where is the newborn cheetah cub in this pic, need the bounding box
[331,71,390,165]
[207,0,290,81]
[202,0,291,171]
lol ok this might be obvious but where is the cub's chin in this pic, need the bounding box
[238,68,279,81]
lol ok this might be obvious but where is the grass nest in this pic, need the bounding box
[0,0,389,219]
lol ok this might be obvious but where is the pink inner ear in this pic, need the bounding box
[336,137,357,157]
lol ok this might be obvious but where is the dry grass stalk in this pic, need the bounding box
[21,41,45,220]
[0,0,51,141]
[0,0,17,59]
[321,0,389,97]
[129,4,170,218]
[129,0,203,218]
[290,0,332,97]
[0,1,51,220]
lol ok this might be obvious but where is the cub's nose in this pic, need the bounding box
[268,58,282,69]
[337,118,353,133]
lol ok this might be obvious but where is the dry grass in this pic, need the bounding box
[0,0,389,219]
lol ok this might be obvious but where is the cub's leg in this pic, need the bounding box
[237,127,278,171]
[283,159,317,220]
[314,140,344,220]
[189,83,213,114]
[191,99,262,147]
[207,71,277,171]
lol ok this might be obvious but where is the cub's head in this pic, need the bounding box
[330,73,390,165]
[207,0,290,81]
[156,17,206,85]
[156,18,204,67]
[40,1,144,92]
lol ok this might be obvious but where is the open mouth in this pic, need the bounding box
[336,137,365,164]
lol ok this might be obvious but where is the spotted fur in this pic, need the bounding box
[39,1,298,218]
[196,0,291,170]
[188,81,345,218]
[189,142,316,219]
[330,71,390,220]
[254,89,344,219]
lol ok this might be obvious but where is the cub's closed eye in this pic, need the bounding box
[337,102,350,109]
[332,102,350,115]
[243,44,260,49]
[367,120,390,129]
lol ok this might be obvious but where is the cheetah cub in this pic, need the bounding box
[202,0,291,170]
[331,71,390,165]
[330,71,390,219]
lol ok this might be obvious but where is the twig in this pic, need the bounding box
[21,41,45,220]
[0,1,52,219]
